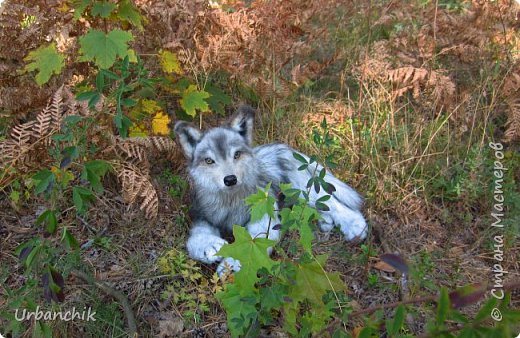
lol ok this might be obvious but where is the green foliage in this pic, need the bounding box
[91,1,117,18]
[78,29,133,69]
[215,123,349,337]
[218,226,276,293]
[244,183,276,223]
[158,249,218,324]
[180,85,211,117]
[23,44,65,85]
[117,0,144,30]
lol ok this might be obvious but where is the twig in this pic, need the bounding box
[71,269,138,337]
[350,280,520,318]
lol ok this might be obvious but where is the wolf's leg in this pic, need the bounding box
[186,221,228,264]
[324,197,368,240]
[216,213,280,276]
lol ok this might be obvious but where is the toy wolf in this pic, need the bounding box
[174,106,367,274]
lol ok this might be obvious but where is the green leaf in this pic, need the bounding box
[216,283,258,337]
[279,203,318,253]
[217,225,276,292]
[244,183,276,223]
[62,227,80,250]
[437,287,450,326]
[81,160,112,192]
[117,0,143,30]
[72,0,92,19]
[24,44,65,85]
[159,50,183,75]
[387,304,405,335]
[259,284,287,311]
[79,29,133,69]
[293,152,308,164]
[91,1,116,18]
[206,85,232,115]
[33,169,55,194]
[72,186,95,214]
[457,327,477,338]
[36,209,58,234]
[114,113,132,137]
[180,85,210,117]
[289,255,346,306]
[474,297,498,321]
[332,328,350,338]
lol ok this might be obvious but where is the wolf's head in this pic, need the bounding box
[174,105,257,192]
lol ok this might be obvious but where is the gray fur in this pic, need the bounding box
[175,105,368,274]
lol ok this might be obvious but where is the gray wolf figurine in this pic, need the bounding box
[174,105,367,274]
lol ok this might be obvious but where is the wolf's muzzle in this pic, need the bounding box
[224,175,238,186]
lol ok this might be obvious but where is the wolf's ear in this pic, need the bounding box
[174,121,202,160]
[228,105,254,145]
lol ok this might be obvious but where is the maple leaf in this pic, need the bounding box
[216,283,258,337]
[180,85,210,117]
[24,44,65,85]
[78,29,133,69]
[217,225,276,292]
[245,183,276,223]
[159,50,183,75]
[152,112,171,135]
[141,99,162,114]
[91,1,116,18]
[72,0,92,19]
[117,0,143,31]
[289,255,346,306]
[206,85,232,115]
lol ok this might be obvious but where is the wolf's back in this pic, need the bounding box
[254,143,362,211]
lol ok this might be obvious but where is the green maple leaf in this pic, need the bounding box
[282,255,345,334]
[217,225,276,292]
[245,183,276,223]
[206,84,232,115]
[179,85,210,117]
[117,0,143,30]
[24,44,65,85]
[289,255,346,306]
[91,1,116,18]
[72,0,92,19]
[78,29,133,69]
[216,283,258,337]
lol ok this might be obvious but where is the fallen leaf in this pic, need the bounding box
[373,260,396,273]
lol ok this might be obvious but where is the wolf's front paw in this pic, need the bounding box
[187,234,228,264]
[339,213,368,241]
[216,257,242,276]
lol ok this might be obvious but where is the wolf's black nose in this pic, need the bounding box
[224,175,237,186]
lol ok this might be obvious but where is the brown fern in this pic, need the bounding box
[115,162,159,219]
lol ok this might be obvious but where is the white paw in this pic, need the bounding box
[339,213,368,240]
[187,234,228,264]
[216,257,242,276]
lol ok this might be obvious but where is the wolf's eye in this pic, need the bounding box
[205,158,215,165]
[234,151,241,159]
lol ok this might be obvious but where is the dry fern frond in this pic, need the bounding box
[388,66,428,99]
[504,98,520,142]
[0,86,73,186]
[115,162,159,219]
[502,72,520,97]
[387,66,455,105]
[122,136,179,160]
